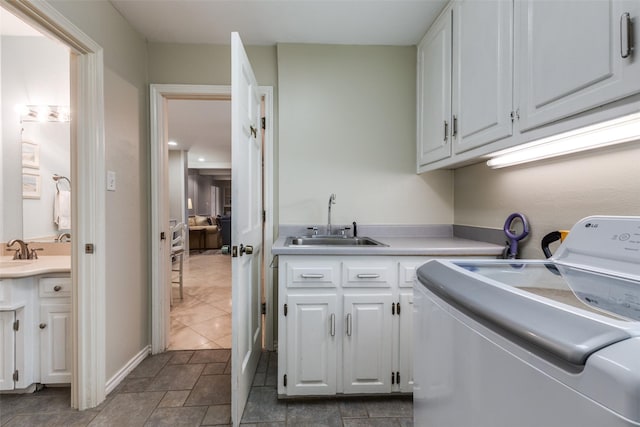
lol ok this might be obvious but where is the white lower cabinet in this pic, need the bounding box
[285,294,337,396]
[0,310,16,391]
[38,276,72,384]
[398,291,414,392]
[39,303,72,384]
[343,293,393,394]
[279,256,424,397]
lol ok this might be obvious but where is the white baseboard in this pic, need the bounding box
[105,345,151,395]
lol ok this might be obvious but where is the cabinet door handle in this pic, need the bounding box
[300,273,324,279]
[330,314,335,337]
[53,285,62,292]
[452,115,458,137]
[443,120,449,141]
[621,12,633,58]
[39,323,47,329]
[356,274,380,279]
[346,313,352,336]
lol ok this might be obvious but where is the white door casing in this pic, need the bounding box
[231,32,263,426]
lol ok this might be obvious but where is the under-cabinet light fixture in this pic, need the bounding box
[486,112,640,169]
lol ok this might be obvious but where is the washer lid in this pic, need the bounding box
[417,261,634,366]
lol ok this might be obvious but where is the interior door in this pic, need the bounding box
[231,32,262,426]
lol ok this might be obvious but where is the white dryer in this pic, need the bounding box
[414,216,640,427]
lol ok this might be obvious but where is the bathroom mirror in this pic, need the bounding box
[0,10,71,243]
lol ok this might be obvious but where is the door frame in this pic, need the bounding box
[149,84,274,353]
[2,0,107,410]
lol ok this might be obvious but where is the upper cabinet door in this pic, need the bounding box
[417,7,452,168]
[452,0,513,154]
[516,0,640,132]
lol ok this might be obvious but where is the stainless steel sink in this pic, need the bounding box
[285,236,387,247]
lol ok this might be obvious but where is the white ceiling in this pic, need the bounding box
[167,99,232,170]
[110,0,447,46]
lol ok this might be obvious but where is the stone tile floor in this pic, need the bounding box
[0,350,413,426]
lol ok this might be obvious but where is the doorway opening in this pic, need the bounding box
[0,1,107,411]
[149,84,274,356]
[167,98,233,350]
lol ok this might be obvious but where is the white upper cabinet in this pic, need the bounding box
[418,0,640,171]
[417,6,452,167]
[452,0,513,153]
[516,0,640,132]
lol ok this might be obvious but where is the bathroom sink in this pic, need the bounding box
[0,260,34,268]
[285,236,387,247]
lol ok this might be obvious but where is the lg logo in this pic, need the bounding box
[585,223,599,229]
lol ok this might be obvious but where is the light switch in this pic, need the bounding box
[106,171,116,191]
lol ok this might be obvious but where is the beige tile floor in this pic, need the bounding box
[170,251,232,350]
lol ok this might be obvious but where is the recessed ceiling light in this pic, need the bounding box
[168,141,178,146]
[198,157,205,162]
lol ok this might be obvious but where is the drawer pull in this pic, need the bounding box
[356,274,380,279]
[39,323,47,329]
[54,285,62,292]
[346,313,352,337]
[301,273,324,279]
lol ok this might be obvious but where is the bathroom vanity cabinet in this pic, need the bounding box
[0,273,71,392]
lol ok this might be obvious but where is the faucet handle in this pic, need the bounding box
[307,226,319,236]
[29,248,44,260]
[339,227,351,237]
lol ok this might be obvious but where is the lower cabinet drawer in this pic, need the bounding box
[286,261,340,288]
[342,260,396,288]
[39,277,71,298]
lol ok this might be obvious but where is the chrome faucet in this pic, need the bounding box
[7,239,30,260]
[327,193,336,235]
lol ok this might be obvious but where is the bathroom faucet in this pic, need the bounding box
[327,193,336,235]
[56,232,71,242]
[7,239,30,260]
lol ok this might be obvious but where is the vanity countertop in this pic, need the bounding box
[0,256,71,278]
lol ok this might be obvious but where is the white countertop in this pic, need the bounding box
[0,256,71,279]
[272,225,504,257]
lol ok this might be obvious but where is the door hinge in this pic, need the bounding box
[262,210,266,223]
[261,302,266,315]
[510,109,520,122]
[85,243,94,254]
[391,371,395,385]
[261,117,266,130]
[13,319,19,331]
[397,302,401,315]
[284,303,288,316]
[283,374,287,387]
[160,232,166,240]
[396,371,400,384]
[13,370,19,382]
[392,302,395,315]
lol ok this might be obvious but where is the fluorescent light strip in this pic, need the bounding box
[486,112,640,169]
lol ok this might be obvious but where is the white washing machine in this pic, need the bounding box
[414,216,640,427]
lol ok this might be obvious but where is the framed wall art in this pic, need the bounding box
[22,140,40,169]
[22,170,41,199]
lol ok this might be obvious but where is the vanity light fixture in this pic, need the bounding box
[15,104,70,123]
[168,140,178,146]
[486,111,640,169]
